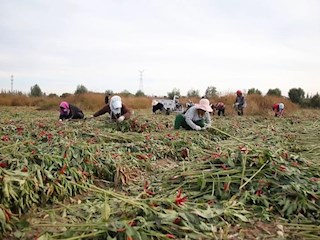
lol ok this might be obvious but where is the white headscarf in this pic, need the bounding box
[110,96,122,117]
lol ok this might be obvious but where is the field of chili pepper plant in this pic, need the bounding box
[1,107,320,240]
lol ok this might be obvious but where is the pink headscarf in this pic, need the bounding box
[59,101,70,115]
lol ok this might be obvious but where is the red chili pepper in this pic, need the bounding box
[144,181,155,196]
[1,135,10,141]
[112,154,120,159]
[136,154,148,160]
[221,164,229,170]
[279,165,286,172]
[310,177,320,182]
[0,161,8,168]
[173,217,181,225]
[223,182,230,192]
[21,166,28,172]
[166,234,175,239]
[175,189,187,206]
[128,220,137,226]
[127,237,134,240]
[16,127,24,134]
[149,202,159,208]
[4,209,11,222]
[255,189,263,196]
[212,153,221,159]
[59,164,67,174]
[145,135,151,141]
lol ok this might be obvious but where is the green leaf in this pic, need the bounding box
[233,213,249,222]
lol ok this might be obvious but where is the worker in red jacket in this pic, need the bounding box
[213,102,225,116]
[272,103,285,117]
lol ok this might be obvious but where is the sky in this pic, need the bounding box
[0,0,320,97]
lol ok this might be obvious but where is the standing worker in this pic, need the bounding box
[234,90,245,115]
[174,98,213,131]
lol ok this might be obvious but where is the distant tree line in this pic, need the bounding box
[7,83,320,109]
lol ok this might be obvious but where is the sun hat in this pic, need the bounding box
[195,98,213,112]
[152,100,158,106]
[110,95,122,115]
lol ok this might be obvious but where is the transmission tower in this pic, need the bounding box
[11,75,14,92]
[138,70,144,92]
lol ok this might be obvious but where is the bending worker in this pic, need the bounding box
[89,95,132,122]
[174,98,213,130]
[273,102,285,117]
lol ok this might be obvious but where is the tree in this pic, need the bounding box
[30,84,43,97]
[135,90,145,97]
[105,89,114,96]
[266,88,282,97]
[48,93,58,98]
[74,84,88,95]
[60,93,71,98]
[187,88,200,98]
[310,93,320,108]
[120,90,132,97]
[167,88,181,99]
[247,88,262,95]
[288,88,305,104]
[204,86,217,98]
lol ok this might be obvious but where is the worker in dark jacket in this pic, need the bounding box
[59,101,84,121]
[234,90,245,115]
[152,100,165,114]
[88,95,132,122]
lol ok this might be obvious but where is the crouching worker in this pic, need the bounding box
[273,103,285,117]
[152,100,165,114]
[59,101,84,121]
[88,95,132,122]
[213,102,225,116]
[174,98,213,131]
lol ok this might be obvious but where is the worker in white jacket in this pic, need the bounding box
[174,98,213,130]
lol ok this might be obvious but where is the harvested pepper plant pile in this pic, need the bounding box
[0,107,319,239]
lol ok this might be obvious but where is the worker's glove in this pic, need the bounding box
[195,125,202,131]
[202,124,210,130]
[117,116,125,122]
[59,119,63,122]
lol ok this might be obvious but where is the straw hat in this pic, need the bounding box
[195,99,213,112]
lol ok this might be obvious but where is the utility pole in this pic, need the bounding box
[11,75,14,92]
[138,70,144,92]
